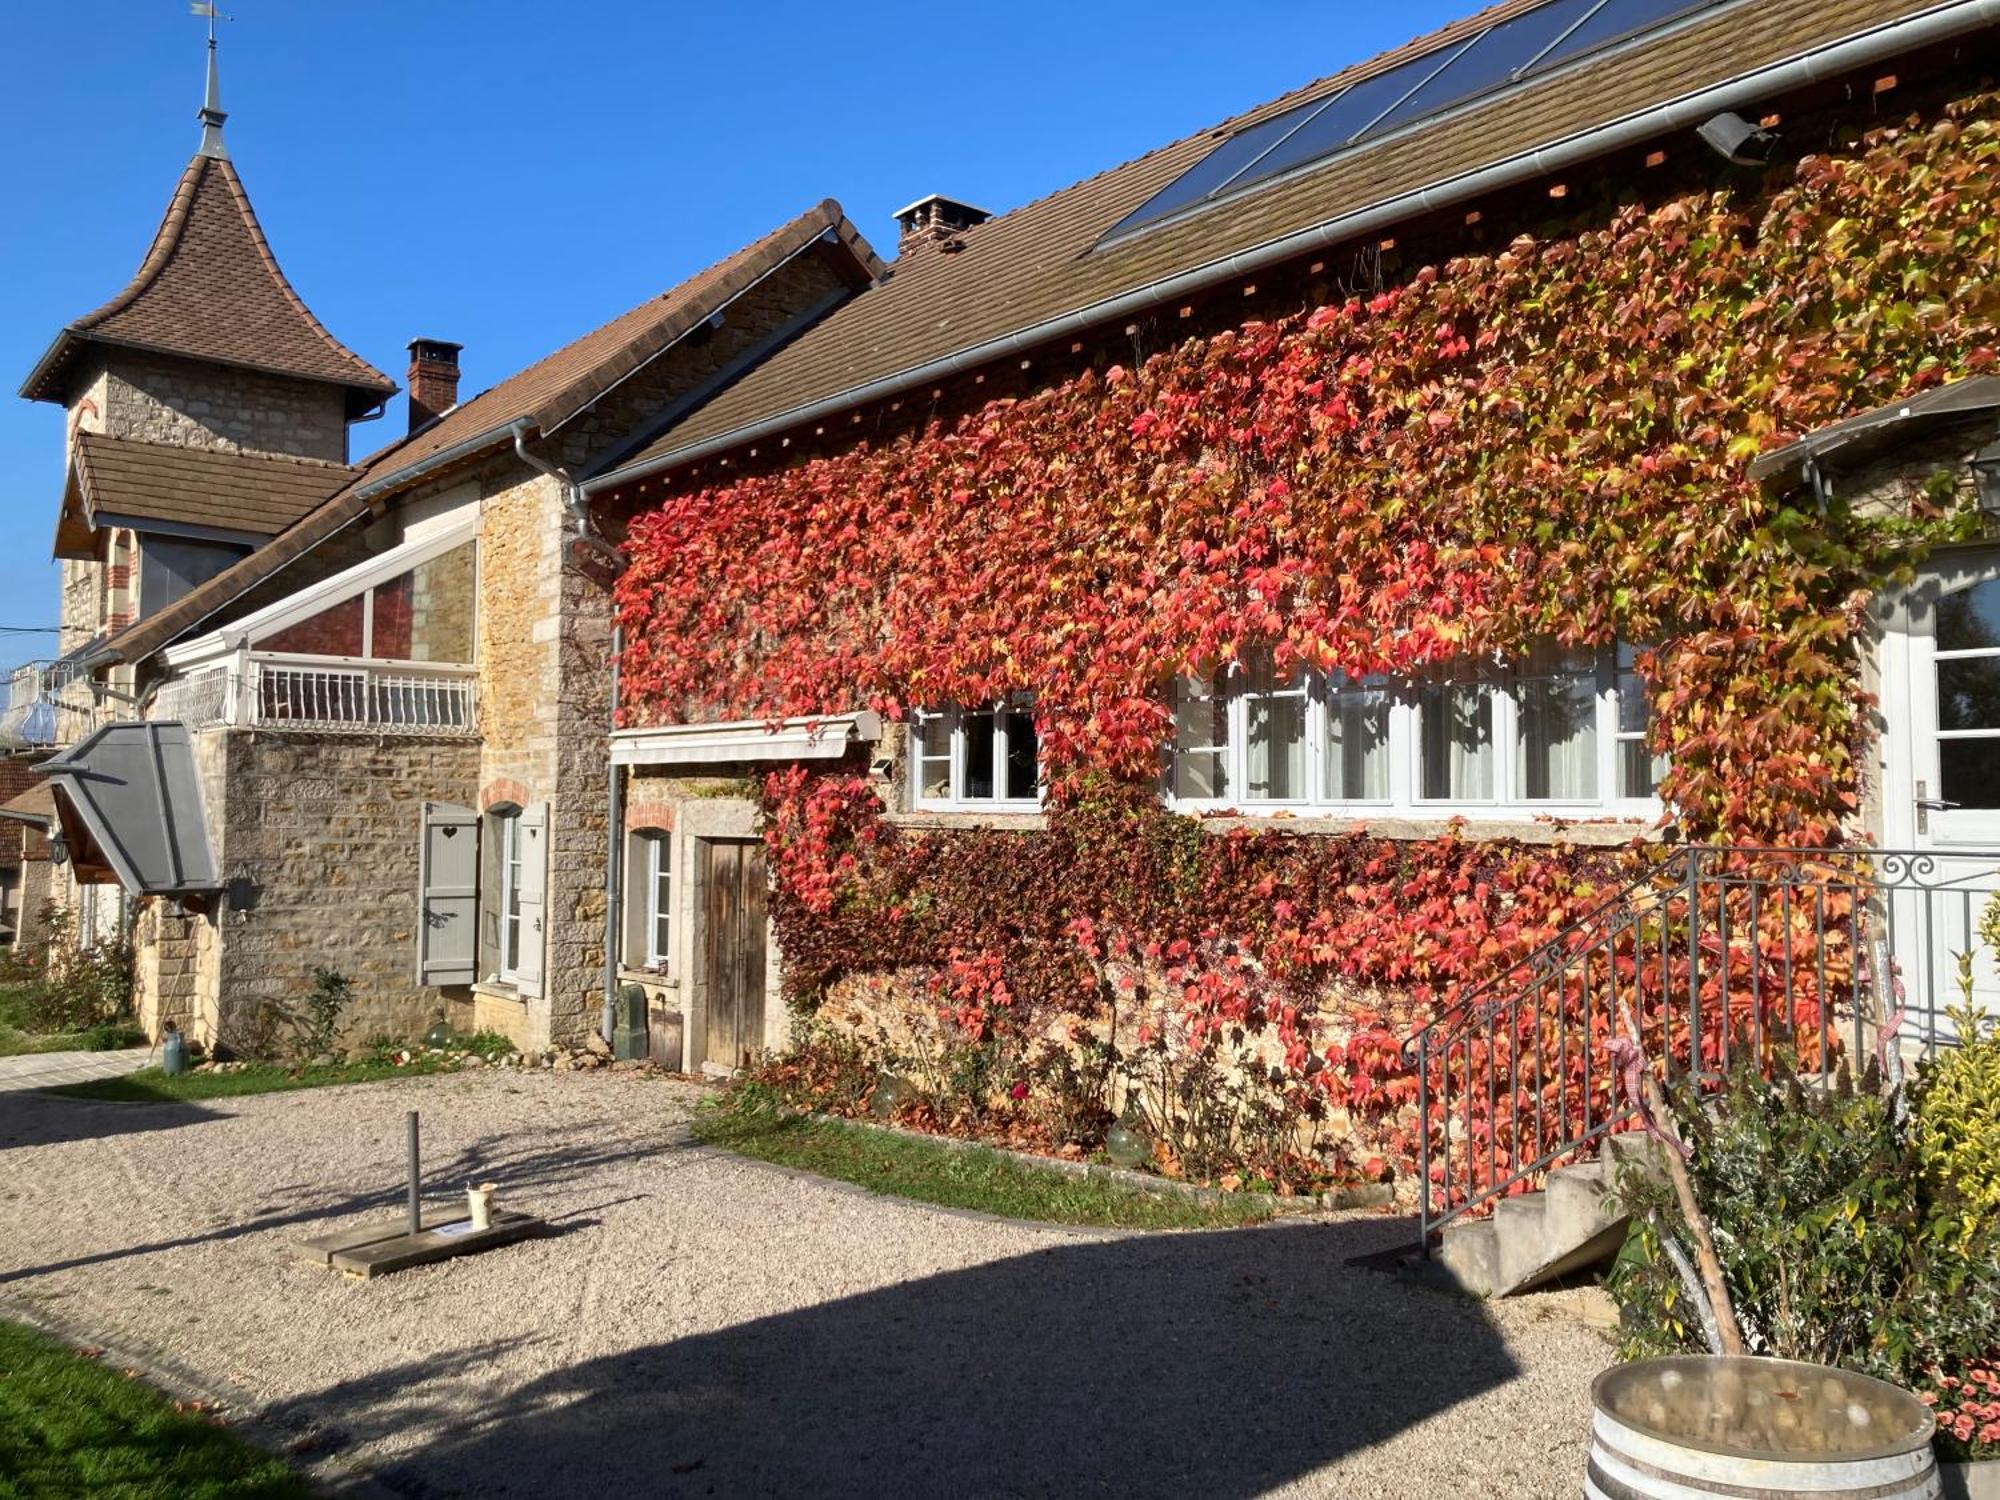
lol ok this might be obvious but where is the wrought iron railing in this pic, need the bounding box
[148,652,477,737]
[1404,845,2000,1247]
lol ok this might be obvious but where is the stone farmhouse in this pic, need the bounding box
[9,37,882,1052]
[9,0,2000,1107]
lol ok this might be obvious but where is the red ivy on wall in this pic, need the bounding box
[619,98,2000,1178]
[620,98,2000,844]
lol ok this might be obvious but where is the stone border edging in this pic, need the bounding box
[805,1111,1397,1215]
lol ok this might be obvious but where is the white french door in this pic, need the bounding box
[1882,549,2000,1040]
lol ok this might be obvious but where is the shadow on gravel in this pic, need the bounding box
[0,1087,223,1152]
[273,1218,1520,1499]
[0,1117,672,1285]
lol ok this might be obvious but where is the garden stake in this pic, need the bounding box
[407,1110,420,1235]
[1617,1002,1745,1357]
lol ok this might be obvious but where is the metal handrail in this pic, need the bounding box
[1409,843,2000,1248]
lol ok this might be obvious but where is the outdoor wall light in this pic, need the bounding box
[1698,110,1779,166]
[47,832,66,867]
[1974,443,2000,515]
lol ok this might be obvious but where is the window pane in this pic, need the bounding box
[1419,679,1493,799]
[370,571,413,659]
[1941,738,2000,809]
[652,839,671,963]
[258,594,364,656]
[962,711,996,800]
[1515,650,1598,800]
[1619,739,1665,799]
[917,715,952,800]
[1324,675,1390,801]
[1938,582,2000,652]
[1527,0,1712,75]
[1939,657,2000,732]
[1244,660,1307,800]
[1172,679,1229,799]
[1002,707,1038,800]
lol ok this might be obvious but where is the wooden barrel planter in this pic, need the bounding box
[1589,1356,1941,1499]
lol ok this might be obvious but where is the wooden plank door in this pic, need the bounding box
[701,840,767,1068]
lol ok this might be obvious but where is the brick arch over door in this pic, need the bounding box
[480,777,532,812]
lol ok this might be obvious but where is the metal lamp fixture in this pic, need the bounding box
[1974,442,2000,515]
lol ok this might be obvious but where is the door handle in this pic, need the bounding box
[1916,780,1961,834]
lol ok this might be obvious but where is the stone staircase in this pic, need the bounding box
[1431,1132,1667,1299]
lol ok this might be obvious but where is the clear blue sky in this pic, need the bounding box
[0,0,1470,645]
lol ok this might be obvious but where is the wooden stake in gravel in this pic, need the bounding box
[1615,1002,1746,1358]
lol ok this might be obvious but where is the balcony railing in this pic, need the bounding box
[1,658,119,748]
[154,652,478,737]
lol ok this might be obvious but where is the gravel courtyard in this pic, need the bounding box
[0,1071,1613,1497]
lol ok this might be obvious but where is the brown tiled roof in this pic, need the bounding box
[69,432,355,539]
[612,0,1956,476]
[100,200,884,667]
[18,153,395,412]
[0,765,52,863]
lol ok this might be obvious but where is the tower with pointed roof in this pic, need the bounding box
[18,35,394,659]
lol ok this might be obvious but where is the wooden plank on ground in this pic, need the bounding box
[295,1208,473,1265]
[325,1210,543,1279]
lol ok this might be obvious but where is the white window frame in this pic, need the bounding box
[496,810,523,982]
[644,832,671,969]
[1167,644,1663,821]
[909,702,1044,812]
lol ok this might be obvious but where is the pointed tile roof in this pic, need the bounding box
[18,151,395,414]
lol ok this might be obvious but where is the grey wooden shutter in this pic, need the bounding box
[514,801,548,999]
[417,801,480,985]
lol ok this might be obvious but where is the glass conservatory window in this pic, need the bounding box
[911,702,1041,809]
[253,540,475,663]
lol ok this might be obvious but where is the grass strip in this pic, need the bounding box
[0,1319,308,1498]
[692,1098,1269,1230]
[52,1055,461,1103]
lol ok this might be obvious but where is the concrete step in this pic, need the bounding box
[1435,1217,1502,1298]
[1436,1142,1655,1300]
[1494,1191,1551,1289]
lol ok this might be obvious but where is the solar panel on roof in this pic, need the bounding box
[1234,37,1478,191]
[1101,102,1337,240]
[1098,0,1726,246]
[1525,0,1713,73]
[1355,0,1602,142]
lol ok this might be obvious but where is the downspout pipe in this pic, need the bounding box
[508,419,600,543]
[603,624,623,1045]
[582,0,2000,497]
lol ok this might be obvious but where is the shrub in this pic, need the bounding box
[1611,1048,2000,1460]
[1,905,133,1035]
[1915,996,2000,1255]
[285,966,353,1061]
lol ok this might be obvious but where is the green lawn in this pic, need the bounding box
[0,984,144,1058]
[692,1097,1271,1230]
[0,1319,307,1499]
[55,1055,462,1103]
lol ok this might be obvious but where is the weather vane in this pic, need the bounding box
[190,1,232,43]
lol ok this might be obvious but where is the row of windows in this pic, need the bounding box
[908,644,1665,816]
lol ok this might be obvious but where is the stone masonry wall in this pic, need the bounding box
[99,350,349,463]
[473,467,612,1047]
[204,731,480,1052]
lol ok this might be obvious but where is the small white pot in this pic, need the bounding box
[466,1182,497,1230]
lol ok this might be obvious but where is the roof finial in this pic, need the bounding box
[192,2,231,160]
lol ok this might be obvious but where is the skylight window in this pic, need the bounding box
[1100,0,1722,244]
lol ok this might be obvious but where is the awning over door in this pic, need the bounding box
[609,712,882,767]
[41,722,220,895]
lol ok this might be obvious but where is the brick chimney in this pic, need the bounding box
[406,338,463,432]
[893,194,991,257]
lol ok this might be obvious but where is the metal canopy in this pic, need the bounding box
[609,712,883,768]
[41,721,219,895]
[1748,375,2000,485]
